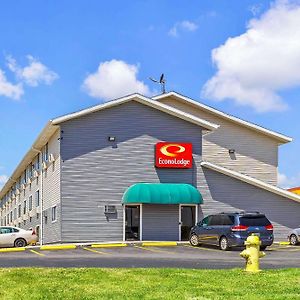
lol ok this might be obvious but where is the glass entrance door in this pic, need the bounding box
[180,206,196,241]
[125,205,140,240]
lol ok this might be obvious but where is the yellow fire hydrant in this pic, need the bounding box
[240,234,265,273]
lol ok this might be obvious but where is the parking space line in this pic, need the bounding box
[30,250,45,257]
[82,247,110,255]
[183,245,225,252]
[134,246,176,254]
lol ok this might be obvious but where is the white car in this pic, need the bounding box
[0,226,37,247]
[288,228,300,246]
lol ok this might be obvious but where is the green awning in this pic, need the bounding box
[122,183,203,205]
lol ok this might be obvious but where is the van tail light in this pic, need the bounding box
[231,225,249,231]
[265,224,273,231]
[32,229,36,235]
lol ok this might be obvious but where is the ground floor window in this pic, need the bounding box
[51,206,57,222]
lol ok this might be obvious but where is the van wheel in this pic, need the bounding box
[289,234,299,246]
[14,238,27,248]
[219,236,229,251]
[190,234,199,246]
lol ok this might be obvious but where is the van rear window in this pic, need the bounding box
[239,216,271,226]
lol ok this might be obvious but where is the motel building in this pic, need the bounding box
[1,91,300,244]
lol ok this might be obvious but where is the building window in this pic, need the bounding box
[29,196,33,211]
[35,190,40,207]
[36,154,40,170]
[18,204,21,218]
[24,170,27,184]
[51,206,57,222]
[23,200,27,215]
[43,143,49,162]
[29,163,33,178]
[14,208,17,220]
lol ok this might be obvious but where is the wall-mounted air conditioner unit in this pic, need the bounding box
[42,162,48,170]
[33,170,39,178]
[16,189,20,195]
[21,184,26,190]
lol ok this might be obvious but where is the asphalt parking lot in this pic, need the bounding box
[0,243,299,269]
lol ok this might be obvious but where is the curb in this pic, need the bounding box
[278,242,291,245]
[91,243,127,248]
[40,245,77,251]
[0,247,26,253]
[142,242,178,247]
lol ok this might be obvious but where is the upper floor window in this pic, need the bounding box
[23,170,27,184]
[43,143,49,162]
[18,205,21,218]
[36,154,40,170]
[35,190,40,207]
[23,200,27,215]
[29,196,33,211]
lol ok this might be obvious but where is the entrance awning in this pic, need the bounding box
[122,183,203,205]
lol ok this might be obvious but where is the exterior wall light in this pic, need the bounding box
[108,136,116,142]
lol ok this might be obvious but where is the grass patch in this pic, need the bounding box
[0,268,299,299]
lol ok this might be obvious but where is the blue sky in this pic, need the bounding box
[0,0,300,188]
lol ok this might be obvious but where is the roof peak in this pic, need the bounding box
[153,91,292,144]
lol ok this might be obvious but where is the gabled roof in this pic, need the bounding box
[0,93,219,199]
[201,161,300,203]
[153,91,292,144]
[52,93,219,131]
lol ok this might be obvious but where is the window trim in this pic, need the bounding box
[51,205,57,223]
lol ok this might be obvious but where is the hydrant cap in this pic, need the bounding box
[246,234,261,245]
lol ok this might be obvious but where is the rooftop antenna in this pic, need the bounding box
[149,73,166,93]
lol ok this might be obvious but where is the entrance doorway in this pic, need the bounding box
[125,205,140,240]
[180,205,196,241]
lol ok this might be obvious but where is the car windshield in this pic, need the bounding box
[239,215,271,226]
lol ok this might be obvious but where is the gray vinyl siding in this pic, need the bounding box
[142,204,179,241]
[159,96,278,185]
[200,168,300,240]
[42,129,62,244]
[60,101,203,242]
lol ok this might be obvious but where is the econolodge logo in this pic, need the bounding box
[155,142,193,168]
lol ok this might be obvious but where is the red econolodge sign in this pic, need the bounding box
[155,142,193,168]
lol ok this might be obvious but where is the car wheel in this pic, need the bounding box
[219,236,229,251]
[14,238,27,248]
[190,233,199,246]
[260,246,267,251]
[289,234,299,246]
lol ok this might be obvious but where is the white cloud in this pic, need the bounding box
[6,55,58,87]
[202,0,300,112]
[82,59,151,101]
[278,172,300,189]
[168,20,198,37]
[0,175,8,189]
[0,69,23,100]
